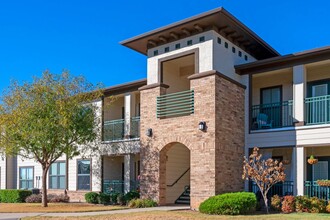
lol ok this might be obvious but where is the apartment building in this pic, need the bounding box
[0,7,330,210]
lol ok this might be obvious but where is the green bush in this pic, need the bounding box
[128,198,157,208]
[199,192,257,215]
[110,193,119,204]
[117,194,125,205]
[98,193,110,205]
[124,191,140,203]
[271,195,281,211]
[84,192,99,204]
[309,197,326,213]
[0,190,32,203]
[295,196,311,212]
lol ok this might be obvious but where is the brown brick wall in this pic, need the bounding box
[215,75,245,195]
[139,73,245,210]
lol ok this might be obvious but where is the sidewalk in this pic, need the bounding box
[0,205,190,220]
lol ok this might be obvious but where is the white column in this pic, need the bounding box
[296,146,305,196]
[293,65,306,124]
[124,93,136,137]
[124,154,135,193]
[291,147,297,195]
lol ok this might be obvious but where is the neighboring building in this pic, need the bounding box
[1,7,330,209]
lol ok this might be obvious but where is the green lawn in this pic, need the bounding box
[23,210,330,220]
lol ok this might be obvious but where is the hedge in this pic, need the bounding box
[199,192,257,215]
[128,198,157,208]
[0,189,32,203]
[85,192,99,204]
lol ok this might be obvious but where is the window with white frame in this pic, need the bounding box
[77,160,91,190]
[49,161,66,189]
[19,167,34,189]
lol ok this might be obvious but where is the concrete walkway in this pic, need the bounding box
[0,205,190,220]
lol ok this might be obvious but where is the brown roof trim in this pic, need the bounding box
[188,70,246,89]
[235,46,330,75]
[104,79,147,95]
[120,7,279,60]
[139,83,169,91]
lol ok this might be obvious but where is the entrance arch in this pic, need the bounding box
[160,142,191,205]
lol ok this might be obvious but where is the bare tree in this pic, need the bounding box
[242,147,286,214]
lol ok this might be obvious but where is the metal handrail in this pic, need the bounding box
[167,168,190,187]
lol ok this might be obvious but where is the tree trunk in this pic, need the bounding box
[263,195,269,214]
[42,167,49,207]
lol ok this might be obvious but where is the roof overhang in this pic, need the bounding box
[103,79,147,96]
[120,7,279,60]
[235,46,330,75]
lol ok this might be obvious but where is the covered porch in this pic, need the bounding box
[304,146,330,201]
[102,154,140,194]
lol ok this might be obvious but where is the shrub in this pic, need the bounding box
[309,197,326,213]
[295,196,311,212]
[128,198,157,208]
[124,191,140,203]
[48,194,70,203]
[85,192,99,204]
[0,190,32,203]
[117,194,125,205]
[25,194,70,203]
[326,204,330,213]
[25,194,42,203]
[110,193,119,204]
[271,195,281,211]
[281,196,295,213]
[199,192,257,215]
[98,193,110,205]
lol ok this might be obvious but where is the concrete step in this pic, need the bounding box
[175,199,190,204]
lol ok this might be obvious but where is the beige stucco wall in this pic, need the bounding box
[104,96,124,121]
[252,68,293,105]
[307,62,330,82]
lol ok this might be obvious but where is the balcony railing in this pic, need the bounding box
[157,90,194,118]
[103,119,125,141]
[305,95,330,125]
[251,101,294,130]
[130,116,140,138]
[305,181,330,201]
[250,181,294,197]
[103,179,139,194]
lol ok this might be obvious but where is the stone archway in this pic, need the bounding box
[159,142,191,205]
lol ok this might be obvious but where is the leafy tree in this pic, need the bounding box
[0,71,103,207]
[242,147,286,214]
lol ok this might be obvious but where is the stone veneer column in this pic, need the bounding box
[293,65,306,126]
[124,154,135,193]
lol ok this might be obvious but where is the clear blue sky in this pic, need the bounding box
[0,0,329,92]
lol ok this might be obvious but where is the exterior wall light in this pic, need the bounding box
[146,128,153,137]
[199,121,206,131]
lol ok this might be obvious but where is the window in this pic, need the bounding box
[164,47,170,53]
[77,160,91,190]
[153,50,158,56]
[187,40,192,46]
[19,167,34,189]
[217,37,221,44]
[225,42,228,48]
[232,47,236,53]
[245,55,248,61]
[313,161,328,180]
[238,51,242,57]
[175,43,180,49]
[199,36,205,42]
[49,162,66,189]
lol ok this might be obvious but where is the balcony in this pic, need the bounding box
[103,119,125,141]
[305,181,330,201]
[157,90,194,118]
[250,181,294,197]
[103,117,140,142]
[251,101,294,130]
[305,95,330,125]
